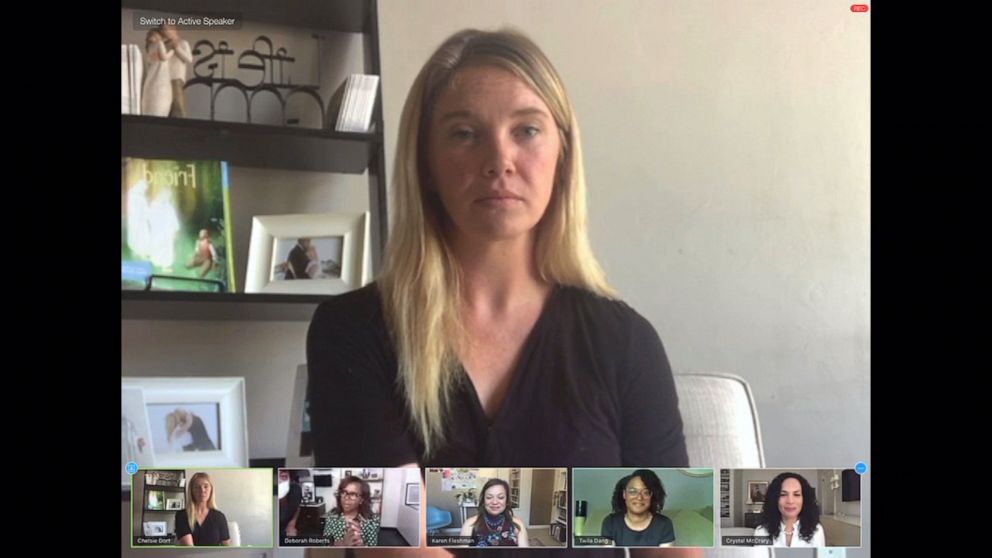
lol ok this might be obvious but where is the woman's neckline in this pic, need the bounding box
[623,511,655,532]
[460,283,562,426]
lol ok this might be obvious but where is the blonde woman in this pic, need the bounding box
[308,29,692,557]
[176,472,230,546]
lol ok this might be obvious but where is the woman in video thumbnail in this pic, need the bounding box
[753,472,825,547]
[324,475,380,546]
[175,472,231,546]
[460,478,529,547]
[600,469,675,547]
[308,27,686,473]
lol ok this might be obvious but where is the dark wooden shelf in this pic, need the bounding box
[122,115,381,174]
[144,484,187,491]
[122,291,329,321]
[122,0,371,32]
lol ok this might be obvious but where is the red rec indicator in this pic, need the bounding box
[851,4,869,11]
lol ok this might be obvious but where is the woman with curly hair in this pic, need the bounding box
[754,472,825,547]
[600,469,675,547]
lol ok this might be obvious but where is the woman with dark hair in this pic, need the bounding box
[754,472,825,547]
[600,469,675,547]
[459,479,528,547]
[324,476,380,546]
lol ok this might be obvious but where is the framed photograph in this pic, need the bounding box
[285,364,315,467]
[405,482,420,508]
[122,386,154,489]
[121,377,249,468]
[747,481,768,504]
[166,498,184,510]
[302,481,315,503]
[245,211,370,294]
[143,521,167,537]
[344,470,352,478]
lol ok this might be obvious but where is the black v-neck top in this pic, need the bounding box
[307,282,687,467]
[307,283,687,555]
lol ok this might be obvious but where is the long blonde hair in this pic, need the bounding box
[186,472,218,528]
[379,28,615,458]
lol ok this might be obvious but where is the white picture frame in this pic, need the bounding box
[143,521,167,536]
[245,211,370,294]
[285,364,315,467]
[121,377,249,468]
[122,386,154,489]
[165,498,183,510]
[405,482,420,508]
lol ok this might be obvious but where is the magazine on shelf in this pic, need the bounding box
[121,158,236,292]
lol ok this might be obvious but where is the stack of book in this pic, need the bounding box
[121,44,143,114]
[333,74,380,133]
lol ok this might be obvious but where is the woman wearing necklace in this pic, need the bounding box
[753,472,826,547]
[460,479,528,547]
[324,476,381,546]
[600,470,675,547]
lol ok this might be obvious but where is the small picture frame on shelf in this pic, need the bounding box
[246,211,370,295]
[747,481,768,504]
[166,498,183,510]
[143,521,167,537]
[405,482,420,508]
[344,470,353,478]
[122,377,249,469]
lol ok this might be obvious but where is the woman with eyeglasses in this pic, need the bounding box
[600,469,675,547]
[324,476,380,546]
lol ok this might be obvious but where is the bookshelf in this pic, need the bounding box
[121,0,387,320]
[139,469,187,538]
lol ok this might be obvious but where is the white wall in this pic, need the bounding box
[203,468,274,547]
[395,468,422,546]
[379,2,869,555]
